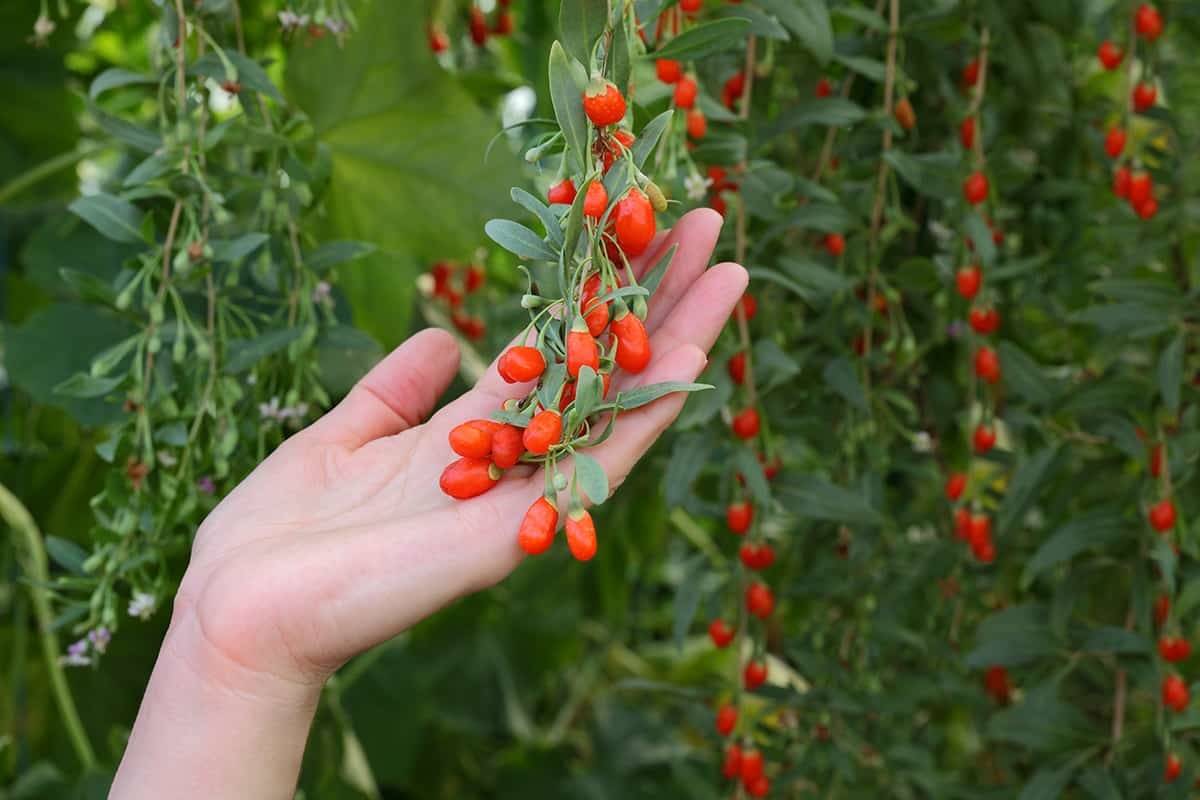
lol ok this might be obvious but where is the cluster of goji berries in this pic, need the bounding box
[1099,3,1163,220]
[427,0,515,55]
[425,259,487,340]
[440,12,707,565]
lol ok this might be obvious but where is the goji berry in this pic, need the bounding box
[956,265,982,300]
[964,171,989,205]
[721,745,742,779]
[960,116,976,149]
[611,305,651,373]
[894,97,917,130]
[1149,498,1177,533]
[656,58,682,83]
[1113,166,1131,198]
[583,181,608,220]
[498,346,547,383]
[968,307,1000,335]
[709,618,735,648]
[962,58,981,87]
[1165,753,1181,783]
[974,346,1001,383]
[739,293,758,320]
[746,582,774,618]
[1159,636,1192,663]
[715,703,737,735]
[973,424,996,453]
[567,322,600,378]
[945,472,967,501]
[727,501,753,535]
[518,496,558,555]
[1163,673,1189,712]
[1150,443,1165,477]
[613,189,656,256]
[1133,81,1157,112]
[449,419,500,459]
[547,178,576,205]
[1156,594,1171,627]
[824,232,845,257]
[740,749,764,783]
[1104,127,1126,159]
[954,507,972,540]
[674,76,698,109]
[743,660,767,689]
[439,457,501,499]
[491,424,525,469]
[429,26,449,54]
[746,775,770,798]
[565,508,598,561]
[1097,40,1124,70]
[815,77,832,97]
[582,80,627,127]
[522,409,562,455]
[1135,4,1164,41]
[728,351,746,384]
[686,109,707,139]
[580,273,611,335]
[732,408,760,439]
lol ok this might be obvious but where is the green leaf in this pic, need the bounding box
[1078,626,1150,655]
[511,187,564,245]
[53,373,123,399]
[1076,768,1122,800]
[997,342,1057,407]
[832,54,886,82]
[610,15,632,92]
[632,110,673,169]
[58,268,116,306]
[210,233,269,263]
[1021,511,1126,588]
[987,684,1098,752]
[559,0,609,66]
[574,366,602,420]
[779,257,852,297]
[89,67,155,98]
[778,476,883,525]
[88,105,161,153]
[68,193,145,243]
[304,240,377,273]
[574,451,609,504]
[884,151,960,198]
[225,51,285,103]
[753,339,802,393]
[732,447,772,506]
[224,328,306,374]
[766,99,866,136]
[616,381,711,410]
[1158,334,1184,413]
[45,536,89,574]
[562,176,590,264]
[716,5,788,40]
[640,244,677,296]
[997,446,1058,535]
[834,4,886,31]
[1018,764,1077,800]
[1071,303,1174,338]
[650,19,753,60]
[965,604,1059,668]
[823,357,866,410]
[549,41,590,174]
[672,555,706,651]
[963,212,996,267]
[748,267,809,299]
[485,219,557,261]
[664,433,712,507]
[757,0,833,64]
[285,3,522,346]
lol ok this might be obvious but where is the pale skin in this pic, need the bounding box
[110,209,746,798]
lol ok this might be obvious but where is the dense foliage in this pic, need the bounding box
[4,0,1200,798]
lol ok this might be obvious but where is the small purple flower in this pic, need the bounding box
[947,320,966,339]
[88,627,111,654]
[197,476,216,495]
[60,639,91,667]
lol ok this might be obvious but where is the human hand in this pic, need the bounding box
[111,209,746,798]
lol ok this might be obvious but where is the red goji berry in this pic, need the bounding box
[498,346,547,383]
[709,618,735,648]
[731,408,760,439]
[743,660,767,689]
[547,178,576,205]
[566,321,600,379]
[491,424,524,469]
[715,703,737,735]
[582,80,626,127]
[518,496,558,555]
[726,501,753,535]
[565,508,598,561]
[611,305,651,373]
[448,419,500,459]
[522,409,562,455]
[613,189,656,256]
[439,457,501,499]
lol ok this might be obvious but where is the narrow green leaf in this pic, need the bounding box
[559,0,609,66]
[650,19,753,60]
[997,446,1058,535]
[1018,764,1077,800]
[733,447,772,506]
[778,476,883,525]
[823,357,866,410]
[45,536,89,574]
[672,555,706,651]
[832,54,886,82]
[1158,334,1184,413]
[224,328,305,374]
[68,193,146,243]
[632,110,673,169]
[304,241,377,273]
[484,219,558,261]
[53,372,123,399]
[89,67,155,98]
[549,42,590,174]
[211,233,270,263]
[965,605,1059,668]
[640,244,677,296]
[574,451,610,504]
[757,0,833,64]
[963,212,996,266]
[610,15,632,93]
[766,99,866,136]
[616,381,711,410]
[511,187,564,246]
[1020,511,1126,588]
[574,365,601,419]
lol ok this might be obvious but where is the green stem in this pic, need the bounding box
[0,142,110,205]
[0,481,97,770]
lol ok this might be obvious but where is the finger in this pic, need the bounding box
[613,261,748,392]
[305,328,460,449]
[632,208,724,332]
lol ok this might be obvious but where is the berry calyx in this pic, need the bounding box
[824,232,846,257]
[498,346,547,383]
[727,501,754,535]
[565,508,598,561]
[974,346,1001,384]
[709,618,735,648]
[1135,4,1164,41]
[611,305,652,374]
[715,703,737,735]
[1104,127,1127,159]
[566,321,600,378]
[732,408,761,439]
[582,80,627,127]
[522,409,563,455]
[518,496,558,555]
[547,178,577,205]
[945,472,967,501]
[583,181,608,219]
[1097,40,1124,70]
[655,58,682,84]
[439,457,502,499]
[956,265,983,300]
[613,188,656,256]
[673,76,698,109]
[973,424,996,453]
[1149,498,1177,533]
[963,171,989,205]
[743,661,767,689]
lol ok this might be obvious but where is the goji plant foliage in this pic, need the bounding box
[4,0,1200,798]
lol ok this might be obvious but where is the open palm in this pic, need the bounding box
[161,209,746,692]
